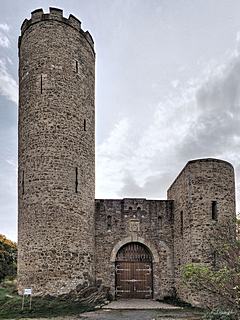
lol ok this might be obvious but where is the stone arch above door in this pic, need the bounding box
[110,236,160,263]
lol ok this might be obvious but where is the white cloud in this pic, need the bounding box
[0,24,10,32]
[7,57,13,65]
[236,31,240,43]
[0,33,10,48]
[96,45,240,210]
[0,59,18,104]
[171,79,179,88]
[6,159,17,168]
[96,88,198,199]
[96,118,130,198]
[0,23,10,48]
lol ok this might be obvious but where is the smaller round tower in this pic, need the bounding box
[185,159,236,263]
[18,8,95,295]
[167,158,236,305]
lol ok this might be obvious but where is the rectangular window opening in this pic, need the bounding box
[75,167,78,193]
[84,119,86,131]
[212,201,218,220]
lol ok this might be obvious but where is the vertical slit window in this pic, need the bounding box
[107,215,112,230]
[40,75,43,94]
[76,61,78,73]
[212,251,217,269]
[158,216,162,230]
[212,201,218,220]
[84,119,86,131]
[180,211,183,236]
[75,167,78,193]
[22,171,25,195]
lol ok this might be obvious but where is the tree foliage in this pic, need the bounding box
[182,221,240,314]
[0,234,17,282]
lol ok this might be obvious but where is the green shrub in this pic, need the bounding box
[1,278,17,294]
[182,225,240,312]
[204,309,238,320]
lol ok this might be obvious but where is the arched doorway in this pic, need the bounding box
[115,242,153,299]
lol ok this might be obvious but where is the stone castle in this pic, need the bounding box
[18,8,236,306]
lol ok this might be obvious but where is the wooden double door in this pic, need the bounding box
[115,242,153,299]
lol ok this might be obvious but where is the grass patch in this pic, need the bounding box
[0,287,94,319]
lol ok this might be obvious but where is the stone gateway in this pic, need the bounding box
[18,8,236,307]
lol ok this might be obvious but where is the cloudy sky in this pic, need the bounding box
[1,0,240,241]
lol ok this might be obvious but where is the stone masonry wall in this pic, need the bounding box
[18,8,95,296]
[167,158,236,306]
[17,8,237,308]
[95,198,174,300]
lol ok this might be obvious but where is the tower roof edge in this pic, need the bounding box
[19,7,94,52]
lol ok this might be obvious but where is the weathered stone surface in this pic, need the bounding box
[18,7,95,295]
[95,198,175,300]
[167,158,236,306]
[17,8,236,309]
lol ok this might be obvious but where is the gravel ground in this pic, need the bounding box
[79,309,203,320]
[18,309,203,320]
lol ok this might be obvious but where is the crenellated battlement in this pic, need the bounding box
[19,7,94,50]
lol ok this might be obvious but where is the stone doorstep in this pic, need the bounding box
[102,299,182,310]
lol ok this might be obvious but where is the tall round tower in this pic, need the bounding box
[18,8,95,295]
